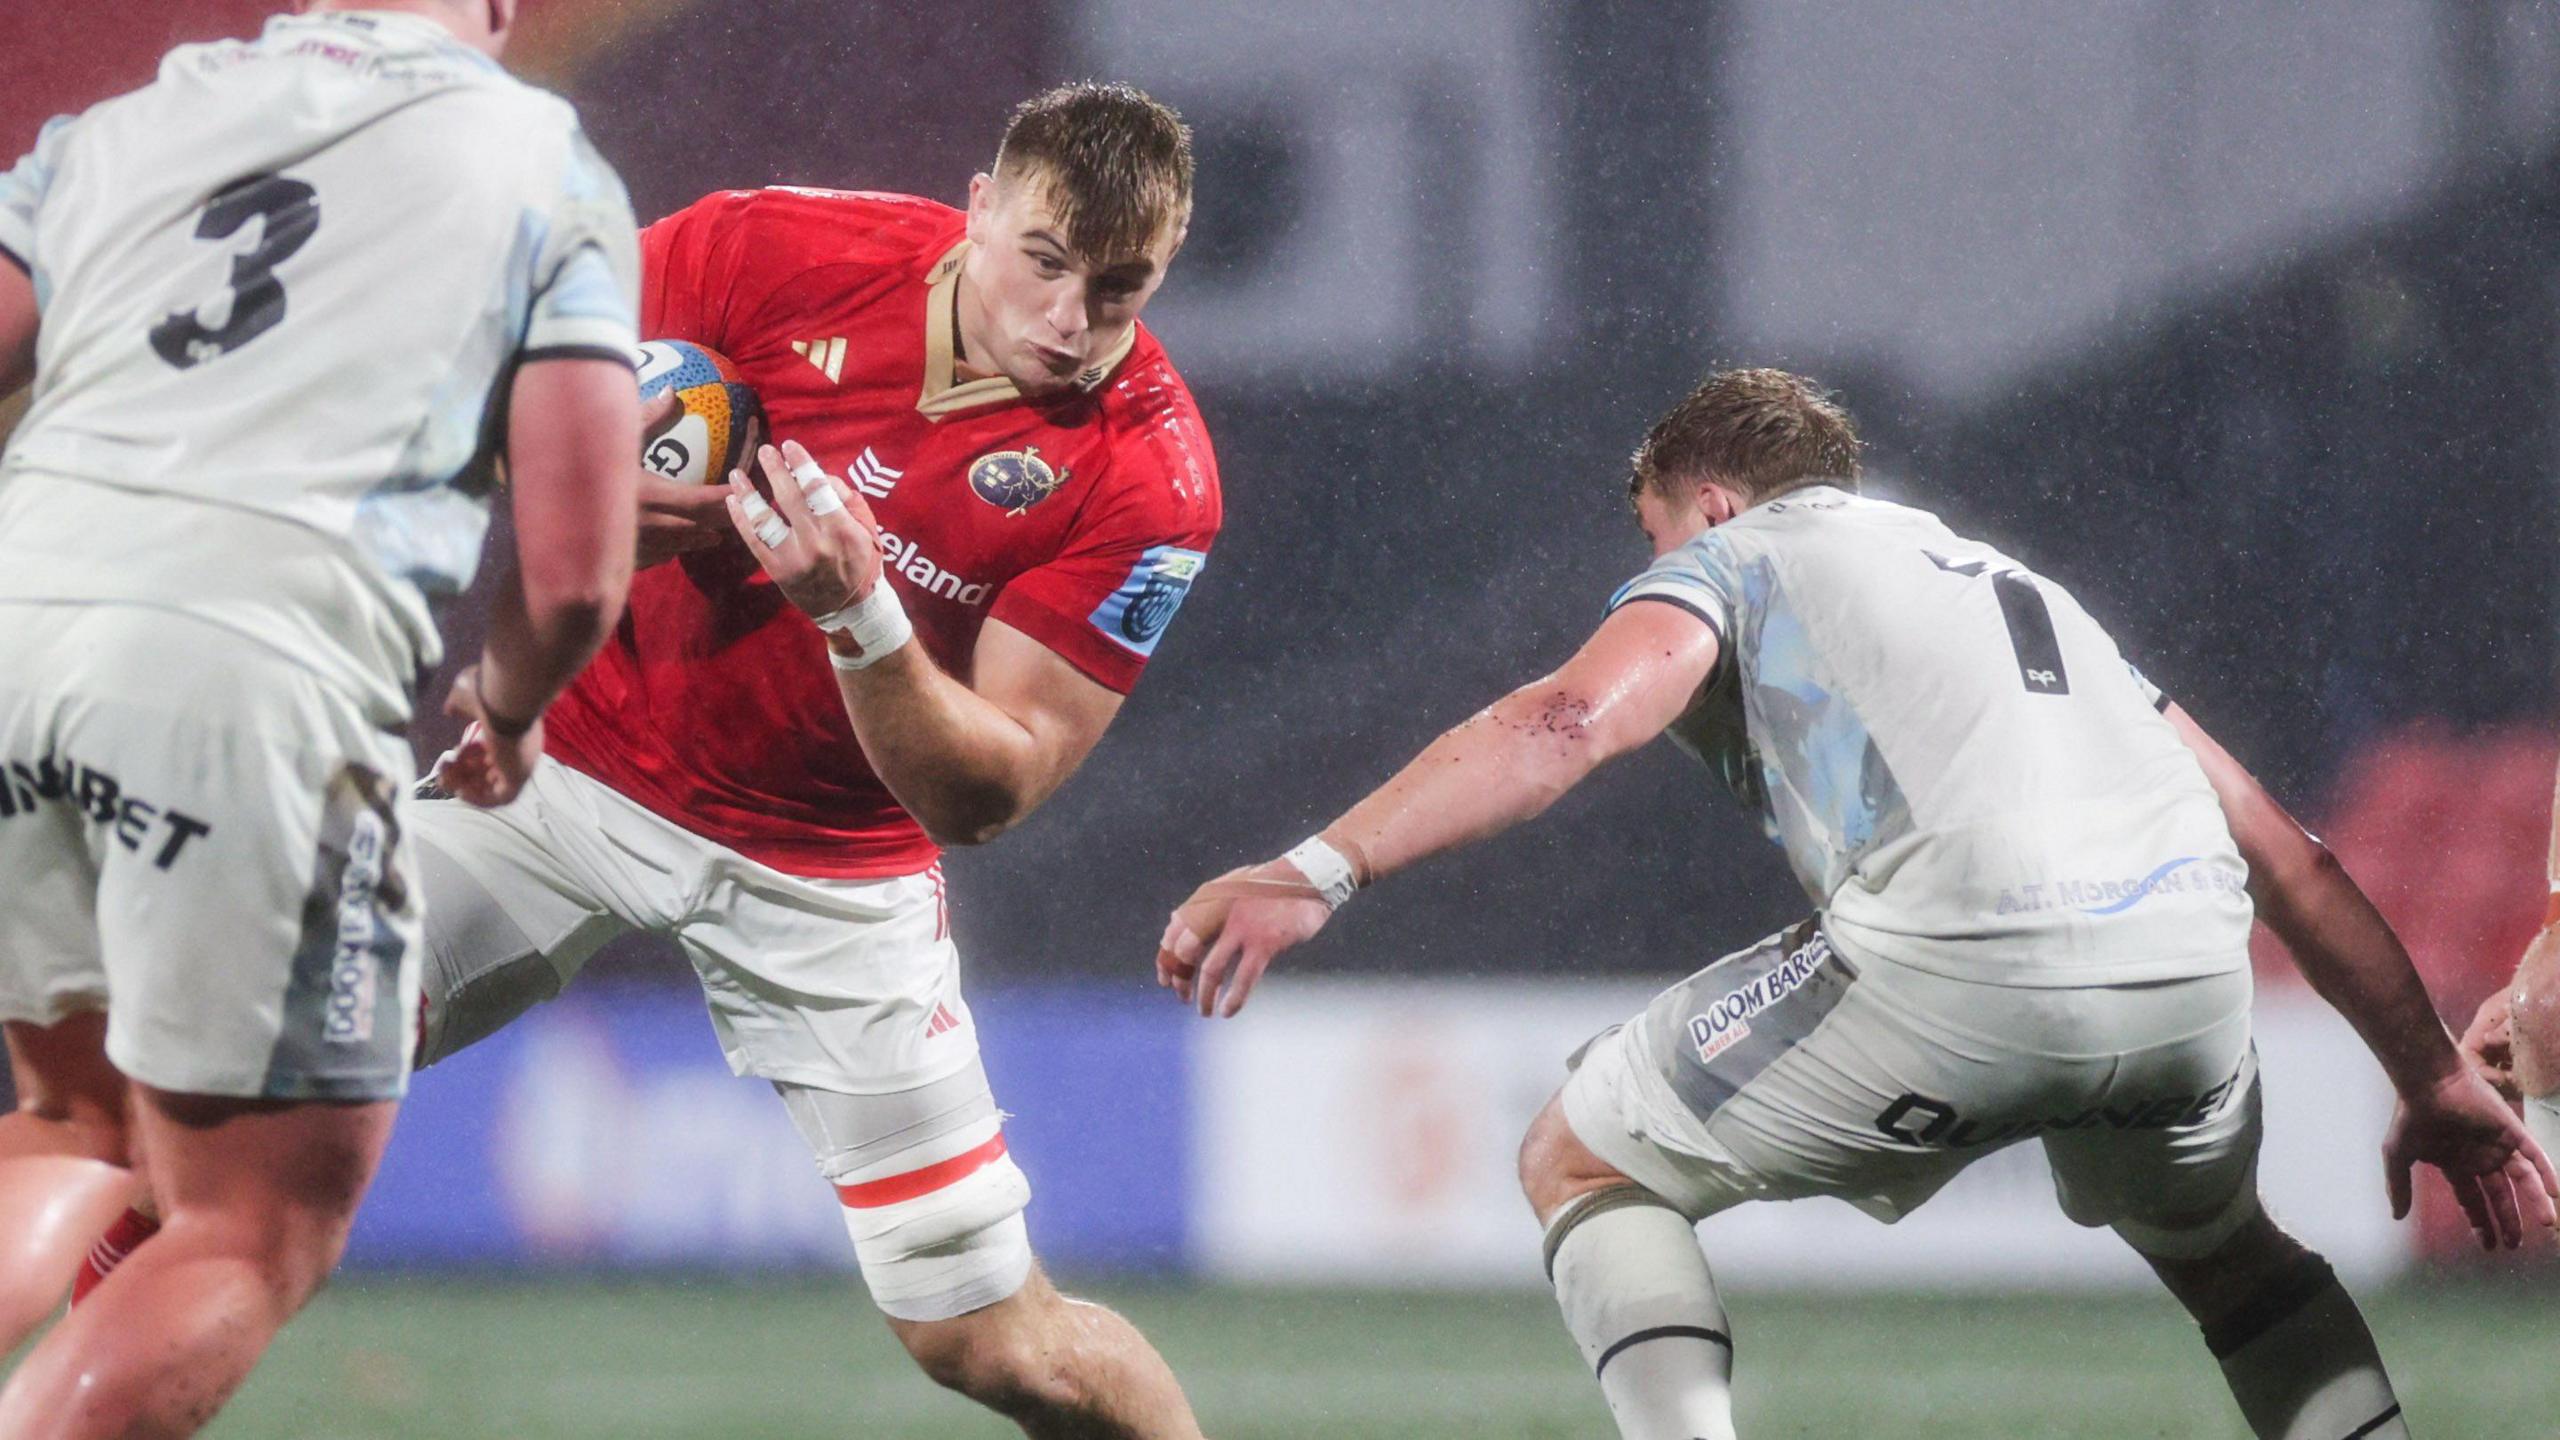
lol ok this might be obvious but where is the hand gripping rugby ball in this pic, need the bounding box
[634,339,765,485]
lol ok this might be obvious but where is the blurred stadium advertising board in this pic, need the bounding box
[349,980,2403,1287]
[346,985,1190,1273]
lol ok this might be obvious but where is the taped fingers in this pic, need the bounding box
[784,440,845,518]
[729,474,791,550]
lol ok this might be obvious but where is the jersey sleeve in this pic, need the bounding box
[519,121,640,366]
[2124,659,2171,713]
[989,423,1222,696]
[1608,530,1741,649]
[0,114,78,283]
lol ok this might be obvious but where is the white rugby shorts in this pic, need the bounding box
[0,602,421,1100]
[407,759,976,1095]
[1561,920,2263,1257]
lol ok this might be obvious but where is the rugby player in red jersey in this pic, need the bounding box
[78,82,1219,1439]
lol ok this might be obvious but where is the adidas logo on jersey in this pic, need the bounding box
[849,447,902,499]
[791,336,848,384]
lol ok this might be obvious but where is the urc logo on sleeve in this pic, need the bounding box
[1089,546,1207,656]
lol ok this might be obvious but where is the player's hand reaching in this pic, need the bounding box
[2459,989,2519,1104]
[2382,1062,2560,1249]
[434,664,543,808]
[725,440,885,617]
[1157,859,1338,1019]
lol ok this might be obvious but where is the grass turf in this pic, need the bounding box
[35,1277,2560,1438]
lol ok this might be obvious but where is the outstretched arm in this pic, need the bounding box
[2165,703,2558,1246]
[1160,598,1723,1017]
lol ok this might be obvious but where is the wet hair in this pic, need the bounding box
[1628,368,1863,505]
[991,82,1193,261]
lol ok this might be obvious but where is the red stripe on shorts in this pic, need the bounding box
[834,1133,1008,1209]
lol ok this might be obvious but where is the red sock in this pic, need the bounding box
[71,1207,161,1306]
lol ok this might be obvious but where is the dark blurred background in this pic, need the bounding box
[6,0,2555,1013]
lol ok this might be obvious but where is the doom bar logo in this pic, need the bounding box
[1688,936,1833,1064]
[324,809,390,1045]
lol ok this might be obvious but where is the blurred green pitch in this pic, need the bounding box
[48,1279,2560,1438]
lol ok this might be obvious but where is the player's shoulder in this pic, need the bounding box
[1727,486,1961,565]
[667,187,961,265]
[1083,330,1220,528]
[1730,483,1878,534]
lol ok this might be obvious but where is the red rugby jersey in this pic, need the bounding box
[544,188,1222,878]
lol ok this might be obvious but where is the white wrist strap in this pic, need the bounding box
[1284,836,1362,910]
[816,584,913,670]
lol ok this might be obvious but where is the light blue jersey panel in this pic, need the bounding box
[1609,487,2251,985]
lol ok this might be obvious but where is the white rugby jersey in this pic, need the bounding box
[0,10,638,720]
[1612,485,2255,985]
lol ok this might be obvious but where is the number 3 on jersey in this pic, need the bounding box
[1926,550,2070,695]
[149,173,319,370]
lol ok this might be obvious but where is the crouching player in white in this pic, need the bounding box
[1161,369,2557,1440]
[0,2,639,1434]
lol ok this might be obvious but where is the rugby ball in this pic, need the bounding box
[635,340,764,485]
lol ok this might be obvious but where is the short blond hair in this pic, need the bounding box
[992,82,1193,261]
[1629,368,1863,504]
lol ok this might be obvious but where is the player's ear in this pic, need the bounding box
[965,174,998,239]
[1699,480,1740,527]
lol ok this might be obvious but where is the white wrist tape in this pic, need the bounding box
[816,583,913,670]
[1284,836,1362,910]
[792,457,846,517]
[740,492,791,549]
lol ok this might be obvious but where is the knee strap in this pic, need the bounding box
[2199,1252,2339,1360]
[780,1071,1035,1322]
[1542,1183,1686,1280]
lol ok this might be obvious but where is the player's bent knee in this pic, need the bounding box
[1518,1090,1628,1222]
[2126,1204,2319,1324]
[898,1291,1087,1413]
[2105,1183,2264,1267]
